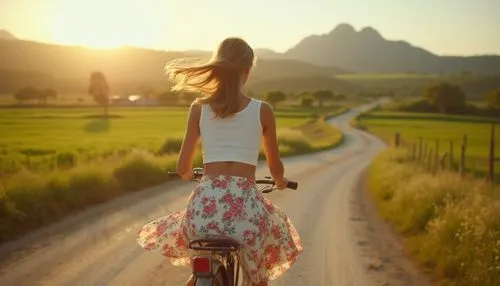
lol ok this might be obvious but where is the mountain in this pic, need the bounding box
[0,30,16,40]
[0,39,350,94]
[284,23,500,75]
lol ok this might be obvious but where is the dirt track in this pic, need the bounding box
[0,101,432,286]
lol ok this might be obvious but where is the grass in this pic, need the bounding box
[368,148,500,286]
[356,111,500,178]
[0,105,345,244]
[0,106,311,175]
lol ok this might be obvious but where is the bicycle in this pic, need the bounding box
[168,167,298,286]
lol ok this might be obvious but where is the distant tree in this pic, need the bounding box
[485,89,500,109]
[300,97,314,107]
[13,86,41,104]
[422,82,466,114]
[88,71,110,117]
[264,91,287,108]
[312,89,334,107]
[38,88,57,105]
[157,90,178,106]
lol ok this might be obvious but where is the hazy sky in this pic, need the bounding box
[1,0,499,55]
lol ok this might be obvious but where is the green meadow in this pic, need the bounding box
[357,111,500,177]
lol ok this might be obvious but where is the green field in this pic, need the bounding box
[358,111,500,177]
[0,106,320,175]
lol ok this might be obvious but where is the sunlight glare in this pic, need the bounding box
[51,0,155,48]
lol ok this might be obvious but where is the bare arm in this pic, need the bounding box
[176,102,201,179]
[260,102,286,184]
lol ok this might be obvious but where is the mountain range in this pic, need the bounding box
[0,24,499,95]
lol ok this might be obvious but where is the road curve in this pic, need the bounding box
[0,101,412,286]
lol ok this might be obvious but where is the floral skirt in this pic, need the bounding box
[136,174,303,283]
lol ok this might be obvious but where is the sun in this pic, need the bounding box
[50,0,153,48]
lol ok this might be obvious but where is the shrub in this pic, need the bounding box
[56,152,77,169]
[113,151,173,191]
[158,138,183,155]
[300,97,314,107]
[369,148,500,286]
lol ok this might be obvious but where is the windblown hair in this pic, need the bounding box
[165,37,255,118]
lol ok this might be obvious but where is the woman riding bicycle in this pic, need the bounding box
[137,37,302,286]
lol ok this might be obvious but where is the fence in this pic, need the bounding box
[394,123,496,184]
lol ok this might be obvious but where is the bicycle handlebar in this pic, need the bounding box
[167,168,298,193]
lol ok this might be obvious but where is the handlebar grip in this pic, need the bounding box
[287,181,298,190]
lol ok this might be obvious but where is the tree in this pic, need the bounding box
[312,89,334,108]
[38,88,57,106]
[301,96,314,107]
[264,91,286,108]
[485,89,500,109]
[13,86,41,104]
[88,71,110,117]
[157,90,178,106]
[422,82,466,114]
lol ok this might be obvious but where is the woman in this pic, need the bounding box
[136,37,302,286]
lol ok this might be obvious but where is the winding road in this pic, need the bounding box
[0,101,430,286]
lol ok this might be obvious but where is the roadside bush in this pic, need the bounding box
[113,150,174,191]
[56,152,77,169]
[158,138,183,155]
[369,148,500,286]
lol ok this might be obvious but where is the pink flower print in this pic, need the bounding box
[222,193,234,204]
[155,221,169,236]
[207,222,219,230]
[243,230,257,246]
[272,224,281,239]
[200,196,209,205]
[203,200,217,217]
[264,245,281,270]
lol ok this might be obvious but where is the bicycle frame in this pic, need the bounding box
[168,167,298,286]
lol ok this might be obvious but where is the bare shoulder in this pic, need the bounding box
[259,100,275,129]
[189,101,202,114]
[259,100,274,117]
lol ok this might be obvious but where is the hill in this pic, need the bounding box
[0,30,16,40]
[284,23,500,75]
[0,39,349,94]
[247,75,363,95]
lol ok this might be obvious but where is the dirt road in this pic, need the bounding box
[0,101,430,286]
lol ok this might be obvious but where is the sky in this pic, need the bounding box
[1,0,499,56]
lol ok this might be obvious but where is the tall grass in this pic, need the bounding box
[369,148,500,286]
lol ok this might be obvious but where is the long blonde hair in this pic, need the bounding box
[165,37,255,118]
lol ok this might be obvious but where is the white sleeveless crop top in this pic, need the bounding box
[199,98,262,166]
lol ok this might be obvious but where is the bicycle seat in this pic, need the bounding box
[189,237,241,251]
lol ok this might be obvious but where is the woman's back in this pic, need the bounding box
[200,97,263,178]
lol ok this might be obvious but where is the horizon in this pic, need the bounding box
[1,0,500,56]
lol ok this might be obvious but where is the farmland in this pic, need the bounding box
[0,106,319,176]
[0,104,344,243]
[357,111,500,178]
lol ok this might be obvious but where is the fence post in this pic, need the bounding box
[460,134,467,177]
[489,123,496,183]
[418,137,423,162]
[428,148,434,173]
[412,142,417,160]
[449,140,454,171]
[435,139,440,173]
[395,132,401,148]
